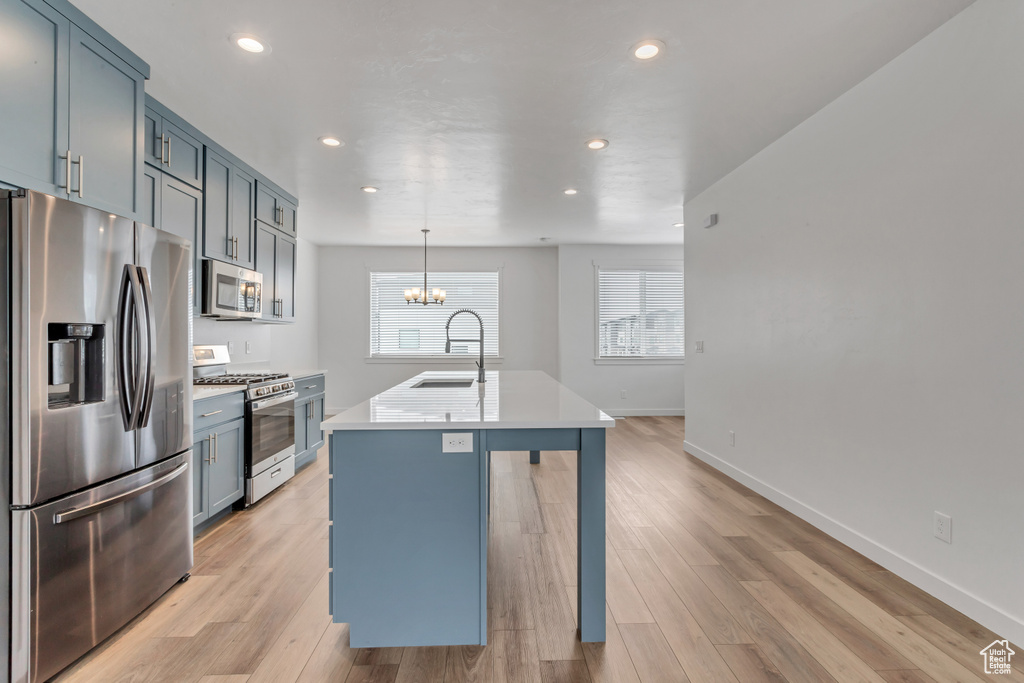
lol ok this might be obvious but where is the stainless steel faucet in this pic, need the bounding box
[444,308,486,383]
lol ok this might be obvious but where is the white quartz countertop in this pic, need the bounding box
[321,371,615,432]
[193,385,245,401]
[289,369,328,380]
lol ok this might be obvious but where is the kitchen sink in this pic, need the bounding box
[412,379,475,389]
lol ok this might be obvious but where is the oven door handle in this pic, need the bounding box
[250,391,297,411]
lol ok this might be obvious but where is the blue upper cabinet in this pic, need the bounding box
[0,0,69,195]
[68,24,144,217]
[145,101,203,189]
[256,182,298,237]
[0,0,147,218]
[203,146,256,270]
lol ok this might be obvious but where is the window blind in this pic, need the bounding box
[370,271,499,356]
[598,268,684,357]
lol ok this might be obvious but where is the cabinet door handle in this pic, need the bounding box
[74,155,84,198]
[213,431,218,463]
[205,435,212,464]
[166,135,171,165]
[157,134,165,163]
[60,150,71,192]
[200,409,222,418]
[234,237,239,260]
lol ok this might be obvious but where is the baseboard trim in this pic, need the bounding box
[608,409,685,418]
[682,439,1024,646]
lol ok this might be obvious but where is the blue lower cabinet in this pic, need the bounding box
[192,434,210,526]
[295,398,309,460]
[294,375,326,469]
[331,430,485,647]
[193,413,245,527]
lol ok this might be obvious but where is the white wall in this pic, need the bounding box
[684,0,1023,644]
[193,236,320,372]
[558,245,685,416]
[316,246,559,411]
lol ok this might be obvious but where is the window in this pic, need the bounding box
[597,267,684,358]
[370,271,499,356]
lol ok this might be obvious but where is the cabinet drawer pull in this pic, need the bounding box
[200,409,222,418]
[270,467,282,478]
[60,150,71,192]
[75,155,84,198]
[304,385,317,389]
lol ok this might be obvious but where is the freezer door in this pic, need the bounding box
[134,223,193,467]
[9,452,193,683]
[10,191,136,506]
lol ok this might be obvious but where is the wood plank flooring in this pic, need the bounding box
[55,417,1021,682]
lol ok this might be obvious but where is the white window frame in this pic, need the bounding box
[365,267,505,363]
[593,260,684,365]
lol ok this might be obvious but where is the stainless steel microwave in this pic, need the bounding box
[201,259,262,319]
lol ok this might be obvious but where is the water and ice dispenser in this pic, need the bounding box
[48,323,105,408]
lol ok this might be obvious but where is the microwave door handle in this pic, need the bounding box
[116,266,136,430]
[136,266,157,428]
[125,266,148,429]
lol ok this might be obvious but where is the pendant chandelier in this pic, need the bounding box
[404,228,446,305]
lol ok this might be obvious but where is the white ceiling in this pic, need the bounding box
[75,0,972,247]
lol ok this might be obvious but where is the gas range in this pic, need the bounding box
[193,345,298,506]
[193,372,296,401]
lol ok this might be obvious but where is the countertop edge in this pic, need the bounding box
[193,386,246,401]
[321,419,616,433]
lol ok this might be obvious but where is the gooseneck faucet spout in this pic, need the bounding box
[444,308,486,383]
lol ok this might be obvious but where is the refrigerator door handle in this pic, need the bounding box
[52,461,189,524]
[125,266,148,429]
[117,265,137,430]
[136,265,157,428]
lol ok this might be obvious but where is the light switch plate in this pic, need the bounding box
[442,432,473,453]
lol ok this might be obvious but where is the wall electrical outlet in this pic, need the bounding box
[620,390,628,400]
[442,432,473,453]
[245,341,252,354]
[695,340,704,353]
[729,430,735,446]
[934,512,952,543]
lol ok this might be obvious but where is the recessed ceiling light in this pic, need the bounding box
[230,33,270,54]
[319,136,343,147]
[631,39,665,60]
[586,139,609,150]
[673,222,684,228]
[361,186,378,193]
[563,188,578,195]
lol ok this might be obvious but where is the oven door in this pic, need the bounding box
[248,392,296,476]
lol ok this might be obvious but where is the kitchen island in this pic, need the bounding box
[321,370,614,648]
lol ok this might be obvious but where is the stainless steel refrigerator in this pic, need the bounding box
[1,190,194,683]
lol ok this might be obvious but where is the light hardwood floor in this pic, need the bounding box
[55,417,1022,682]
